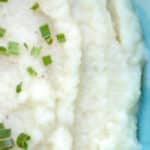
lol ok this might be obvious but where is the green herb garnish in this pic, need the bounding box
[0,123,14,150]
[26,67,37,76]
[0,28,6,38]
[42,55,52,66]
[0,0,8,2]
[56,33,66,43]
[0,129,11,138]
[16,82,22,93]
[0,123,4,129]
[31,2,39,10]
[31,46,42,57]
[0,46,7,53]
[39,24,53,44]
[7,41,19,55]
[16,133,31,150]
[0,139,14,150]
[24,43,28,49]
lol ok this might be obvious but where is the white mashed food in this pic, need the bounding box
[0,0,144,150]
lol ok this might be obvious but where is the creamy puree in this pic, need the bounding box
[0,0,144,150]
[72,0,144,150]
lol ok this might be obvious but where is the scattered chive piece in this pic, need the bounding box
[31,2,39,10]
[56,33,66,43]
[45,37,53,44]
[27,66,37,76]
[39,24,50,38]
[0,129,11,138]
[16,133,31,150]
[0,0,8,2]
[31,46,42,57]
[7,41,19,55]
[0,123,4,129]
[0,46,7,53]
[16,82,22,93]
[0,27,6,38]
[24,43,28,49]
[0,123,14,150]
[0,139,14,150]
[42,55,52,66]
[39,24,53,44]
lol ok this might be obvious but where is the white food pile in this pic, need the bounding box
[0,0,144,150]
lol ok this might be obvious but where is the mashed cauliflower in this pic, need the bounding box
[0,0,144,150]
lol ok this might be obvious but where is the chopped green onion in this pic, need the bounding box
[0,28,6,38]
[31,46,42,57]
[7,41,19,55]
[42,55,52,66]
[45,37,53,44]
[0,123,4,129]
[0,46,7,53]
[26,67,37,76]
[0,129,11,138]
[39,24,50,39]
[0,0,8,2]
[0,139,14,150]
[31,2,39,10]
[56,33,66,43]
[16,133,31,150]
[0,123,14,150]
[39,24,53,44]
[24,43,28,49]
[16,82,22,93]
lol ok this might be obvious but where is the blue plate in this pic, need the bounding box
[132,0,150,149]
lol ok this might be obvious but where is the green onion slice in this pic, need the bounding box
[0,0,8,2]
[16,133,31,150]
[0,46,7,53]
[26,67,37,77]
[0,129,11,138]
[0,28,6,38]
[56,33,66,43]
[7,41,19,55]
[0,123,4,129]
[24,43,28,49]
[16,82,22,93]
[0,138,14,150]
[31,46,42,57]
[39,24,53,44]
[0,123,14,150]
[31,2,39,10]
[42,55,52,66]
